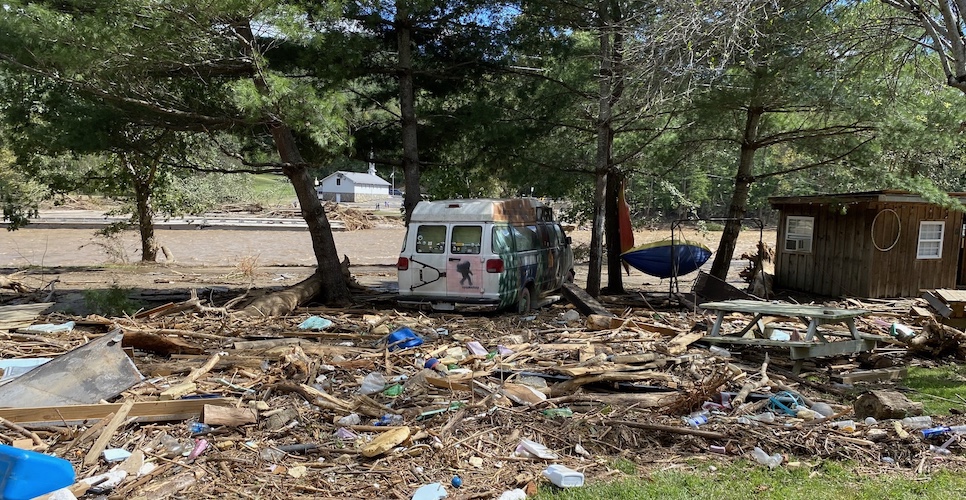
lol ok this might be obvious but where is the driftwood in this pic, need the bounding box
[908,318,966,359]
[0,274,29,293]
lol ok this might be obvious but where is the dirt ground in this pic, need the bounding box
[1,219,773,314]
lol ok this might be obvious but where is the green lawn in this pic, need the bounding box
[535,463,966,500]
[537,364,966,499]
[249,173,297,206]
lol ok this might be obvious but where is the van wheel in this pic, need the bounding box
[566,269,576,283]
[517,287,532,313]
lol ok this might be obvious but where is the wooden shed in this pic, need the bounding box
[768,190,966,298]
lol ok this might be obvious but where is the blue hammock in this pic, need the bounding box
[621,239,712,279]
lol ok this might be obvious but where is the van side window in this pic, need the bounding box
[492,226,514,253]
[415,225,446,254]
[513,225,539,251]
[554,225,567,246]
[452,226,482,254]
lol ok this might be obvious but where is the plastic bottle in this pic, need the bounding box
[188,422,212,435]
[809,402,834,418]
[750,447,782,469]
[683,411,710,427]
[158,434,188,457]
[864,417,877,426]
[541,408,574,418]
[921,425,966,438]
[752,412,776,424]
[901,416,933,429]
[708,346,731,358]
[831,420,856,432]
[543,464,585,488]
[358,372,387,395]
[928,444,952,456]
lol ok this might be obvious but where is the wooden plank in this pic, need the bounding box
[561,283,614,317]
[0,398,235,425]
[667,331,704,355]
[84,399,135,466]
[833,367,908,384]
[202,404,257,426]
[922,291,952,318]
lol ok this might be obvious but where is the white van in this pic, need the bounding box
[397,198,574,312]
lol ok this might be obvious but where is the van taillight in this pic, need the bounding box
[485,259,504,273]
[397,257,409,271]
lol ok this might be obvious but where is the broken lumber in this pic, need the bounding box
[0,398,235,425]
[604,419,727,440]
[202,404,257,427]
[562,283,614,317]
[84,399,135,466]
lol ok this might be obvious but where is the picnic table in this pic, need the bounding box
[699,299,880,374]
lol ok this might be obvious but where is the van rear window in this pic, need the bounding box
[451,226,482,254]
[415,225,446,253]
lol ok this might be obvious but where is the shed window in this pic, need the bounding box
[784,216,813,253]
[917,221,945,259]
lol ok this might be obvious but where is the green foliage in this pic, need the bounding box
[82,285,140,318]
[904,365,966,416]
[0,149,41,229]
[534,463,966,499]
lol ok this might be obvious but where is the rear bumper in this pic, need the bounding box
[397,295,501,312]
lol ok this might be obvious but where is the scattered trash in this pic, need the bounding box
[412,483,448,500]
[708,345,731,358]
[0,358,51,383]
[750,447,783,469]
[0,330,143,407]
[297,316,333,330]
[21,321,75,334]
[497,489,527,500]
[901,416,933,429]
[0,444,75,500]
[102,448,131,462]
[387,327,424,351]
[451,475,462,488]
[543,464,585,487]
[358,372,388,395]
[683,410,710,427]
[514,439,559,460]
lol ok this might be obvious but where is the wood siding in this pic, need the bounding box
[774,201,963,298]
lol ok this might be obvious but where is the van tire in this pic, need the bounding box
[566,269,575,283]
[517,287,532,313]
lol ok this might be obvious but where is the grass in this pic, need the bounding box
[535,463,966,500]
[536,365,966,499]
[250,174,297,206]
[82,284,141,317]
[904,364,966,416]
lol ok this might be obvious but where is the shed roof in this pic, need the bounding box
[321,171,391,186]
[769,190,966,208]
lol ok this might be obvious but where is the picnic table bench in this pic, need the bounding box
[699,299,881,374]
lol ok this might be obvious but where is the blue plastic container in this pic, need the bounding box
[0,444,75,500]
[387,327,423,351]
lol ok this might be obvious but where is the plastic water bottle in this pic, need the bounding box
[750,447,782,469]
[708,346,731,358]
[683,411,710,427]
[188,422,212,435]
[901,416,933,429]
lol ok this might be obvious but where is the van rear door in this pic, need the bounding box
[405,224,449,297]
[446,225,484,296]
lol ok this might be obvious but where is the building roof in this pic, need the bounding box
[769,190,966,207]
[321,171,391,186]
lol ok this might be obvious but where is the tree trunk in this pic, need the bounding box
[234,20,351,309]
[587,0,614,298]
[237,271,324,317]
[133,179,158,262]
[603,168,624,294]
[709,106,762,281]
[276,128,351,306]
[397,2,421,225]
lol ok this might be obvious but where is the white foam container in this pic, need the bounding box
[543,464,584,488]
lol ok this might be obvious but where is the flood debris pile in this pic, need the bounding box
[0,293,965,499]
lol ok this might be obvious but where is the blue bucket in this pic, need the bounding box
[0,444,75,500]
[387,327,423,351]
